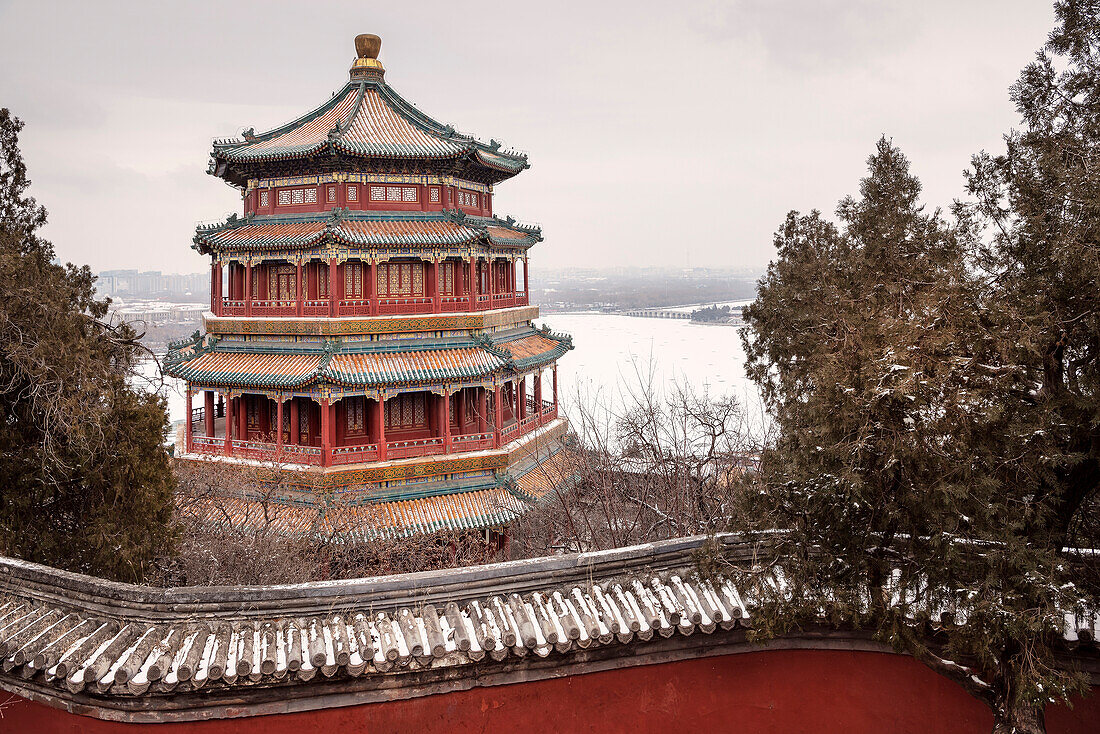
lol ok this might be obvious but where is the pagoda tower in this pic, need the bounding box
[166,34,571,537]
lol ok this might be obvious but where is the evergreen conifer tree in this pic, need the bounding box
[741,133,1092,733]
[0,110,174,582]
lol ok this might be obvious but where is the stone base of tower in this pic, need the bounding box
[172,419,573,538]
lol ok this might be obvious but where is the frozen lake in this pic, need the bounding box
[540,312,756,415]
[155,310,760,427]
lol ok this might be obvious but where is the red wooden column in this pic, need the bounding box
[276,398,284,456]
[533,371,543,424]
[468,258,478,310]
[205,390,216,437]
[442,391,452,452]
[244,262,253,316]
[477,387,488,433]
[518,376,527,420]
[185,387,193,453]
[289,398,300,446]
[523,255,529,300]
[553,365,559,407]
[493,384,503,447]
[488,259,497,304]
[216,262,224,316]
[455,389,466,436]
[368,260,378,316]
[321,398,332,466]
[428,259,440,313]
[224,396,234,454]
[374,397,387,461]
[295,260,303,317]
[329,259,340,317]
[211,261,224,316]
[238,395,248,442]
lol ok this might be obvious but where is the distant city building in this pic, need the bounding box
[97,269,209,300]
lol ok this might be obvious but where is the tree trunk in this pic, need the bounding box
[991,700,1045,734]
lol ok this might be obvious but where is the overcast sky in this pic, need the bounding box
[0,0,1054,275]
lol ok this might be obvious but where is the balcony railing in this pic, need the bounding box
[221,299,246,316]
[500,421,521,443]
[185,405,559,464]
[377,297,434,316]
[440,295,467,313]
[251,300,298,316]
[386,436,444,460]
[219,293,530,317]
[451,432,494,451]
[338,299,372,316]
[190,435,223,455]
[278,445,322,466]
[303,299,329,316]
[331,443,379,465]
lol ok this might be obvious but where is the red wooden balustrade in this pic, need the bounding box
[331,443,380,465]
[187,408,555,463]
[221,292,529,317]
[386,436,445,460]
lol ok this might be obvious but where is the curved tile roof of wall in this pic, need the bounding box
[0,534,1095,722]
[193,213,538,253]
[211,81,527,179]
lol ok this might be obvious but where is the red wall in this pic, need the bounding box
[5,649,1097,734]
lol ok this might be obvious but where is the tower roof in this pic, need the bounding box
[210,36,529,186]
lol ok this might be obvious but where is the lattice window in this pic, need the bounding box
[274,265,295,301]
[387,187,402,202]
[402,187,417,202]
[386,393,427,429]
[370,186,386,201]
[317,264,329,298]
[345,397,365,434]
[378,262,425,297]
[429,187,440,203]
[259,190,269,207]
[246,398,260,430]
[299,405,310,440]
[376,264,386,294]
[439,261,455,295]
[278,187,317,206]
[347,185,358,201]
[327,186,337,203]
[344,262,364,298]
[387,263,400,296]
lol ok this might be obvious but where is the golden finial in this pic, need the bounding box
[355,34,381,59]
[351,34,384,78]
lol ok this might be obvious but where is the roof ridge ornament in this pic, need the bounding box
[350,33,385,81]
